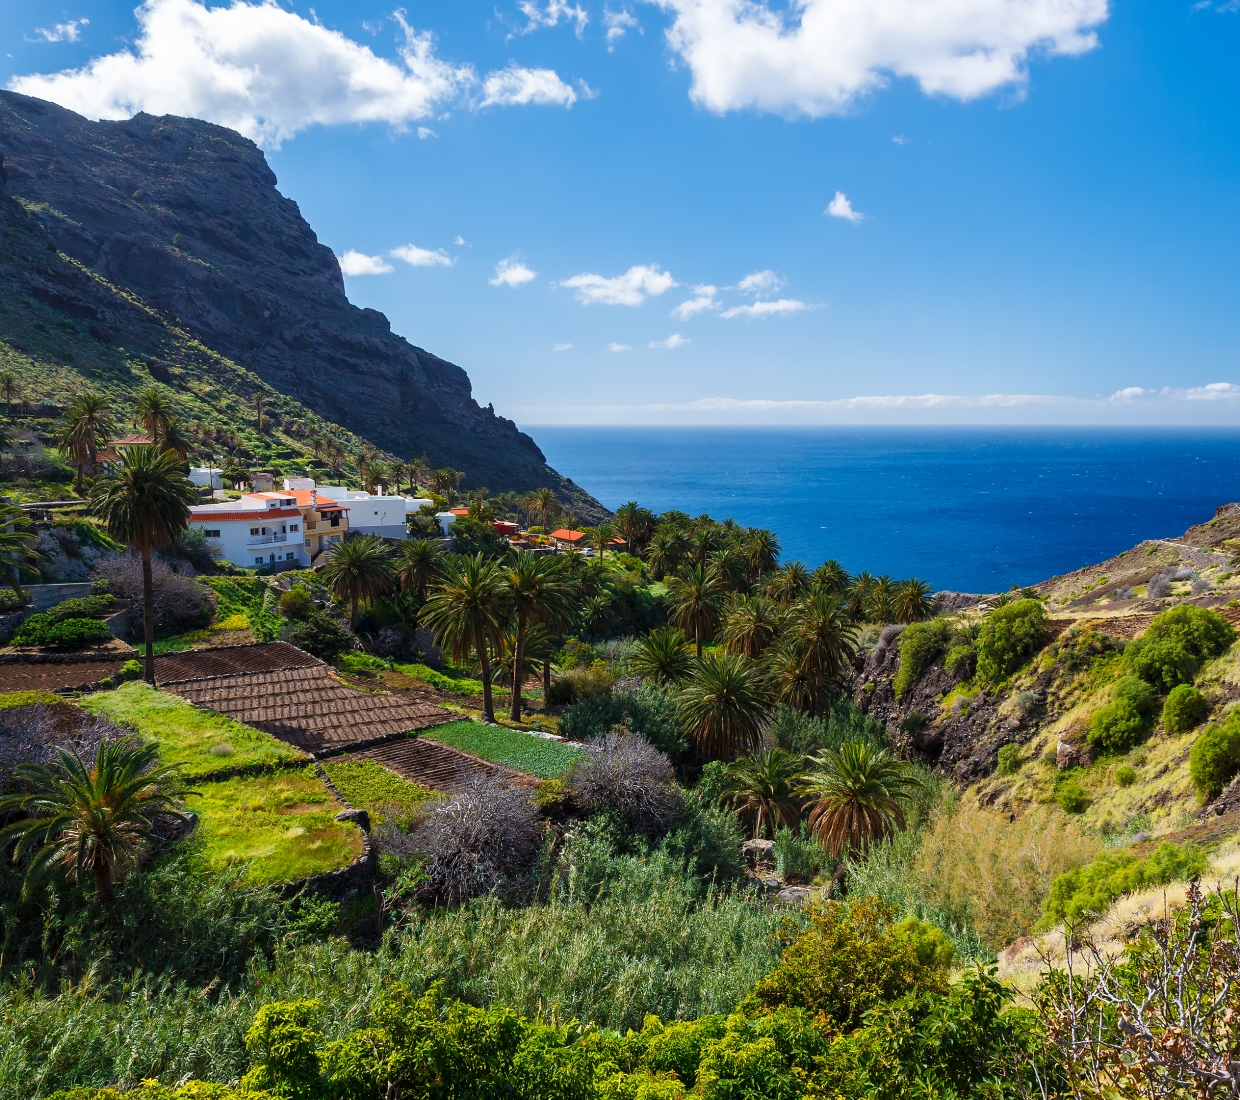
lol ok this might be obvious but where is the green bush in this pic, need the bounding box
[943,643,976,679]
[1087,675,1157,753]
[276,588,314,621]
[117,659,143,682]
[1189,708,1240,802]
[13,614,113,649]
[287,611,353,659]
[1038,842,1207,927]
[894,619,951,699]
[337,652,390,677]
[996,743,1022,776]
[559,684,687,760]
[44,595,114,622]
[0,587,29,611]
[1056,779,1087,813]
[767,702,888,755]
[1122,605,1236,692]
[1162,683,1210,733]
[975,599,1047,684]
[1113,765,1137,787]
[772,824,828,883]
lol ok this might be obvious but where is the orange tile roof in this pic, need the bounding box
[253,490,347,511]
[108,434,154,446]
[448,507,470,516]
[549,528,586,542]
[189,507,303,521]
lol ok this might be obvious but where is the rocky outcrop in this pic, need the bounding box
[0,91,603,517]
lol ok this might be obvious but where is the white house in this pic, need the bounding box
[284,480,431,541]
[189,489,350,568]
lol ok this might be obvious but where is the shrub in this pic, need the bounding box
[559,683,687,760]
[287,611,353,659]
[0,587,29,611]
[117,658,143,682]
[43,595,114,622]
[975,599,1047,684]
[1087,675,1158,753]
[1122,605,1236,691]
[767,701,888,756]
[1114,765,1137,787]
[562,660,616,700]
[277,587,314,621]
[1057,779,1087,813]
[899,711,927,736]
[566,731,684,837]
[943,643,976,679]
[12,614,113,648]
[996,743,1022,775]
[1162,683,1210,733]
[772,824,827,883]
[95,553,212,637]
[1189,708,1240,802]
[545,677,576,706]
[894,618,951,699]
[1038,841,1207,927]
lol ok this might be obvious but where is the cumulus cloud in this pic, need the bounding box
[455,236,470,246]
[605,8,641,47]
[562,264,676,306]
[826,192,863,222]
[391,243,453,267]
[650,334,688,348]
[481,64,577,107]
[737,269,785,295]
[653,0,1106,117]
[1109,382,1240,402]
[608,342,633,352]
[517,0,589,35]
[553,342,573,351]
[34,18,89,43]
[9,0,576,147]
[671,284,720,319]
[417,126,438,139]
[491,257,538,287]
[338,250,393,276]
[721,298,807,318]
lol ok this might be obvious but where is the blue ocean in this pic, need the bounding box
[532,427,1240,593]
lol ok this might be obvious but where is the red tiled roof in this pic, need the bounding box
[448,507,470,516]
[253,489,346,510]
[107,434,153,446]
[549,529,586,542]
[189,507,303,521]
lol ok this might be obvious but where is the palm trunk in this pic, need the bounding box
[510,611,527,722]
[477,623,495,723]
[94,860,115,905]
[350,592,359,631]
[695,623,703,659]
[142,546,156,685]
[75,463,84,495]
[813,675,824,720]
[543,652,552,699]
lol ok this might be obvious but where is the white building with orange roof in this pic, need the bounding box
[188,487,350,569]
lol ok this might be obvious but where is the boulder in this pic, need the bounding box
[334,808,371,832]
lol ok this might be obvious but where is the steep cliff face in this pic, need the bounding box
[0,91,602,516]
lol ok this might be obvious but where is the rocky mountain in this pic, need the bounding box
[0,90,603,518]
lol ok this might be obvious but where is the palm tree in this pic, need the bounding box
[869,575,898,624]
[708,546,748,592]
[252,392,267,434]
[894,578,935,624]
[57,392,112,493]
[811,559,849,596]
[744,528,781,584]
[719,593,781,658]
[646,529,689,580]
[793,591,857,719]
[0,737,189,904]
[719,748,804,839]
[525,486,560,530]
[0,371,18,419]
[666,562,723,658]
[589,522,618,563]
[321,534,395,630]
[133,388,172,444]
[614,501,643,553]
[846,572,876,622]
[764,562,810,606]
[421,554,508,723]
[389,461,411,496]
[677,649,772,762]
[767,637,815,713]
[796,742,924,859]
[324,441,346,478]
[395,538,443,601]
[688,525,720,565]
[502,551,577,720]
[91,445,196,684]
[582,593,613,639]
[159,416,194,463]
[630,625,694,686]
[659,509,691,530]
[0,501,39,596]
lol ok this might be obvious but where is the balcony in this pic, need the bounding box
[247,533,289,546]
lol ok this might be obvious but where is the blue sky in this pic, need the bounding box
[4,0,1240,426]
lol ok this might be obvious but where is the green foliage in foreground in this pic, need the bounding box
[975,599,1047,685]
[392,662,485,696]
[424,720,585,778]
[1189,705,1240,802]
[894,619,951,700]
[0,690,63,709]
[80,683,305,780]
[201,576,282,642]
[320,759,439,828]
[1037,841,1207,928]
[1086,674,1157,753]
[13,615,114,649]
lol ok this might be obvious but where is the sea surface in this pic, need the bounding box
[532,427,1240,592]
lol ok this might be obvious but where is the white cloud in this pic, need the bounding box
[650,334,689,348]
[455,236,470,246]
[9,0,576,147]
[391,243,453,267]
[604,8,641,47]
[737,269,785,295]
[338,250,393,276]
[562,264,675,306]
[826,192,863,222]
[517,0,590,36]
[892,134,908,144]
[491,257,538,287]
[1109,382,1240,402]
[653,0,1106,118]
[553,343,573,351]
[720,298,807,318]
[481,64,577,107]
[671,284,720,319]
[608,343,633,352]
[417,126,437,138]
[34,18,89,43]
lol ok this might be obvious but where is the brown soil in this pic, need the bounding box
[333,736,533,792]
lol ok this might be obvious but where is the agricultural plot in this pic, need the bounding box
[335,736,520,793]
[321,758,440,826]
[154,642,318,684]
[424,720,585,778]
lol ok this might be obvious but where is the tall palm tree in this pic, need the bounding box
[133,388,172,444]
[764,562,810,606]
[0,737,189,904]
[252,392,267,434]
[0,501,39,595]
[688,525,720,565]
[796,743,923,858]
[582,593,613,639]
[646,529,689,580]
[159,416,194,463]
[894,578,935,624]
[766,636,815,713]
[614,501,644,553]
[589,522,618,563]
[321,534,396,630]
[869,575,898,624]
[719,748,804,839]
[659,509,691,530]
[0,371,18,420]
[323,441,346,478]
[57,392,113,493]
[846,572,876,623]
[666,562,723,658]
[811,559,849,596]
[91,445,196,684]
[708,546,748,592]
[744,528,781,584]
[793,591,857,719]
[395,538,444,600]
[677,649,772,762]
[719,593,782,658]
[525,487,560,530]
[421,554,508,723]
[501,551,576,720]
[630,625,694,686]
[389,461,412,496]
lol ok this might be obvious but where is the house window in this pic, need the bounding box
[203,529,220,538]
[304,538,311,548]
[254,557,264,565]
[330,516,340,527]
[286,552,296,560]
[250,528,260,536]
[269,553,275,563]
[289,523,299,532]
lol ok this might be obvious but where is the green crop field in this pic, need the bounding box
[322,758,440,827]
[424,720,584,778]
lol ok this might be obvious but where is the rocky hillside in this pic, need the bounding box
[0,90,603,518]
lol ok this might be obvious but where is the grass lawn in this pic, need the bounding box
[392,662,488,696]
[424,719,584,778]
[190,767,362,885]
[201,575,282,641]
[322,758,440,827]
[80,682,306,779]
